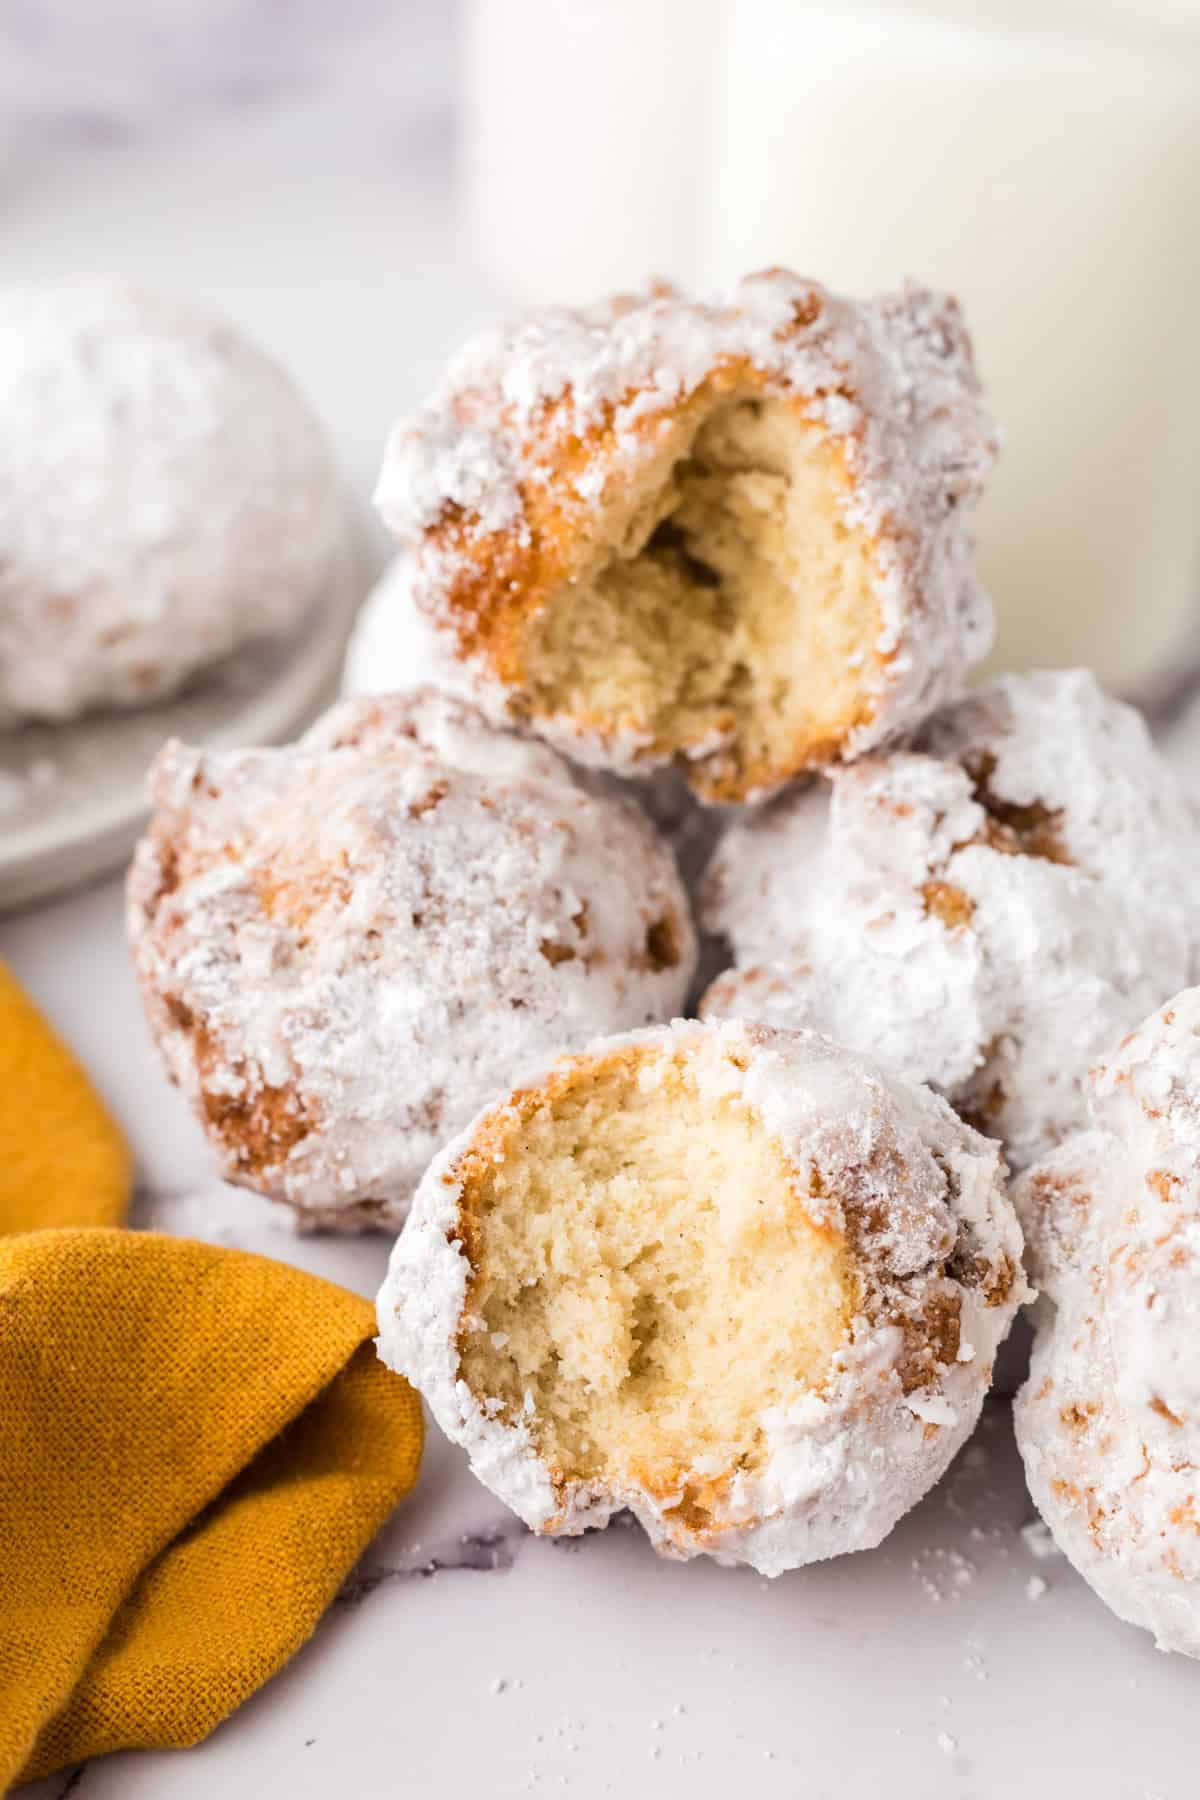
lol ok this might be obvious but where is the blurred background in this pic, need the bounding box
[3,0,1199,690]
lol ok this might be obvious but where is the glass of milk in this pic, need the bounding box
[710,0,1200,692]
[463,0,1200,694]
[462,0,717,306]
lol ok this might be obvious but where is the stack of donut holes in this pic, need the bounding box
[130,271,1200,1635]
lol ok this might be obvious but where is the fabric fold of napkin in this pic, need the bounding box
[0,1228,423,1789]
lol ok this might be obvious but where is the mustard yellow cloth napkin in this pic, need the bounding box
[0,960,132,1232]
[0,1228,423,1789]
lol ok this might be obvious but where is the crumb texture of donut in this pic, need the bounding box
[1014,987,1200,1658]
[516,394,881,801]
[378,1018,1026,1574]
[126,689,696,1231]
[456,1047,855,1508]
[703,669,1200,1169]
[372,271,997,803]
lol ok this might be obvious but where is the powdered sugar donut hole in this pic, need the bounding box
[0,275,344,725]
[128,689,697,1230]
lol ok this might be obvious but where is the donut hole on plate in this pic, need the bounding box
[455,1039,855,1527]
[519,393,882,804]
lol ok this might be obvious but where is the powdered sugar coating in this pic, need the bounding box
[704,670,1200,1170]
[127,689,696,1230]
[377,1017,1025,1574]
[371,271,996,793]
[342,554,449,701]
[0,275,343,724]
[1014,989,1200,1655]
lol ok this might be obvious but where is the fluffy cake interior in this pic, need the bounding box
[520,396,883,800]
[456,1045,856,1525]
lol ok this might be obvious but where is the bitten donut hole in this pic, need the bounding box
[456,1044,855,1524]
[521,395,882,801]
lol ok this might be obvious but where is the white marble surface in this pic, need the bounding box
[4,38,1200,1798]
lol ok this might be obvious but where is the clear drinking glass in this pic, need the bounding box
[463,0,1200,696]
[709,0,1200,693]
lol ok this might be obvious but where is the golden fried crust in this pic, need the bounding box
[433,366,840,664]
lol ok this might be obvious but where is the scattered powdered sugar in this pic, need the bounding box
[1019,1519,1060,1562]
[704,669,1200,1171]
[912,1546,978,1604]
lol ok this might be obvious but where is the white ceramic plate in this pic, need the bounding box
[0,507,380,912]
